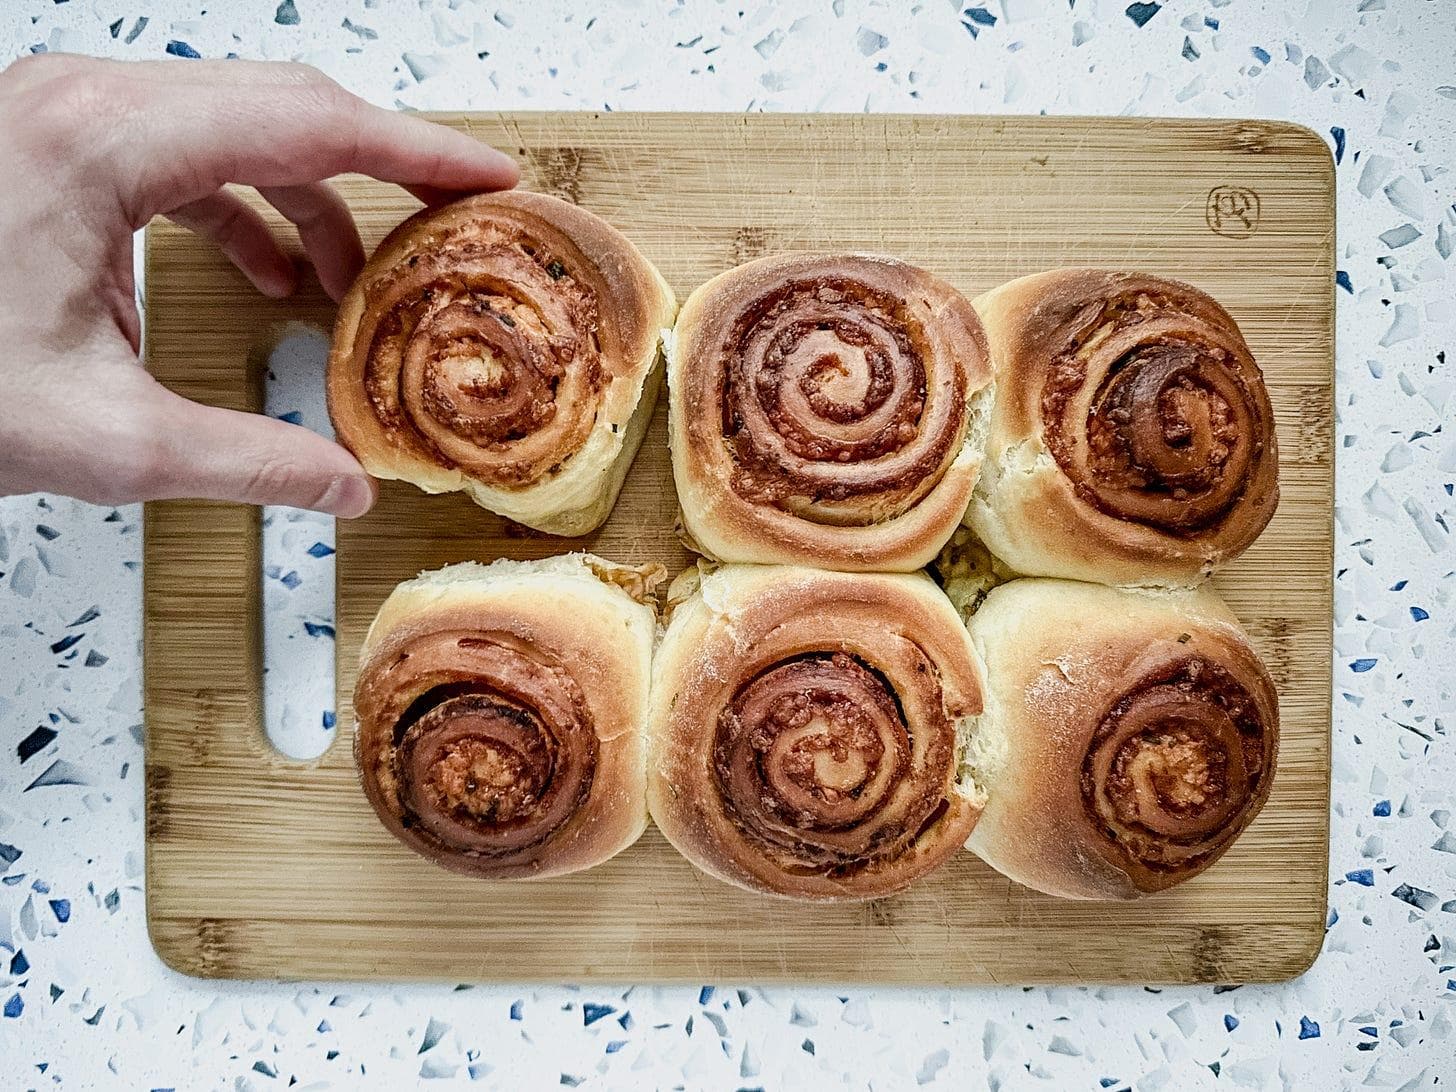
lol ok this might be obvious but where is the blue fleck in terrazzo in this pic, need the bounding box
[1,0,1454,1087]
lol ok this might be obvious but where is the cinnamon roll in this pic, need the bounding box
[956,578,1279,899]
[353,554,661,879]
[963,269,1278,586]
[648,563,986,900]
[669,254,993,571]
[328,192,677,535]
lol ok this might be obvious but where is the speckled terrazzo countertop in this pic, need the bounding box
[1,1,1453,1088]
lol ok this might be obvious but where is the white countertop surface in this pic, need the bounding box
[2,0,1454,1088]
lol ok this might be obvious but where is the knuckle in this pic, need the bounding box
[40,68,105,113]
[94,426,165,504]
[2,51,84,89]
[292,186,342,230]
[18,68,136,153]
[87,371,171,503]
[242,456,319,507]
[306,72,359,124]
[276,60,330,87]
[209,203,250,247]
[281,62,347,108]
[1,53,48,89]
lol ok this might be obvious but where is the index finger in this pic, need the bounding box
[89,59,520,217]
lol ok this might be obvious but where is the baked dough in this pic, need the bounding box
[328,191,676,535]
[669,253,993,571]
[353,554,661,879]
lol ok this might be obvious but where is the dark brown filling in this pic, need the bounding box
[717,276,964,524]
[1080,656,1271,873]
[1040,293,1267,534]
[1108,731,1227,817]
[712,652,952,875]
[357,232,603,488]
[357,631,597,861]
[400,694,558,829]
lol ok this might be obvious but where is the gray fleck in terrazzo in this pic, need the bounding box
[1,0,1454,1087]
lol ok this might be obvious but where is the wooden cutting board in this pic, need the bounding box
[143,112,1334,984]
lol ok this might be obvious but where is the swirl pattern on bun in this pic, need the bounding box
[648,564,986,900]
[669,253,993,571]
[963,269,1277,586]
[954,577,1278,899]
[353,555,660,879]
[328,191,676,535]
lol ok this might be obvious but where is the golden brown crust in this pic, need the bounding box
[327,191,677,535]
[353,555,659,879]
[964,578,1279,899]
[964,269,1278,586]
[648,564,985,900]
[669,253,993,572]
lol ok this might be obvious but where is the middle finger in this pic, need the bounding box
[257,181,366,303]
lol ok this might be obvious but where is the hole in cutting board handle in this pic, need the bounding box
[259,324,340,761]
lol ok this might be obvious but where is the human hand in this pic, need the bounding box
[0,54,519,517]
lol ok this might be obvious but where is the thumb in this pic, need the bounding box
[148,391,377,517]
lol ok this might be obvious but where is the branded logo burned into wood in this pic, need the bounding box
[529,146,585,205]
[1206,185,1261,238]
[730,226,771,264]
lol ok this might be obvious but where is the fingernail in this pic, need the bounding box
[317,475,376,519]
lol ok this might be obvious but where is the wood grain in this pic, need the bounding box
[143,112,1334,984]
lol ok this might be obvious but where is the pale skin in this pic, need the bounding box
[0,54,520,517]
